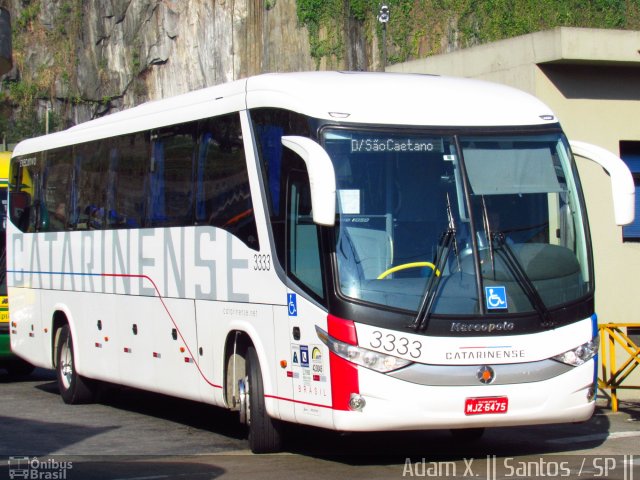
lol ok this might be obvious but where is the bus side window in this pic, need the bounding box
[196,114,259,250]
[9,159,31,232]
[107,133,149,229]
[76,142,108,230]
[43,149,73,232]
[250,108,313,272]
[149,124,196,227]
[286,171,324,299]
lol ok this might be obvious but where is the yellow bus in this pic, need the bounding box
[0,150,33,375]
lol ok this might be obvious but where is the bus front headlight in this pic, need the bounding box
[316,326,412,373]
[551,336,599,366]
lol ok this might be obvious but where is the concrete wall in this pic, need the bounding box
[534,63,640,325]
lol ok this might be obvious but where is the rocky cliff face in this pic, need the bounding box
[3,0,321,128]
[80,0,319,108]
[5,0,636,138]
[0,0,474,136]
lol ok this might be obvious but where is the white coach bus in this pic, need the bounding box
[7,72,634,453]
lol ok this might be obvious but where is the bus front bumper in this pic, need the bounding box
[331,360,595,432]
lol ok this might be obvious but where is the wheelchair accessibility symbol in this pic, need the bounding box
[288,293,298,317]
[485,286,508,310]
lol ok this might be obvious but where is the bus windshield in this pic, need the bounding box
[323,128,592,318]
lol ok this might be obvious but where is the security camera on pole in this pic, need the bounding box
[378,4,389,70]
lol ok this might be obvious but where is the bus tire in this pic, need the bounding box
[56,324,95,404]
[246,346,283,453]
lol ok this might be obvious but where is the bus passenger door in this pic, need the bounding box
[285,172,333,427]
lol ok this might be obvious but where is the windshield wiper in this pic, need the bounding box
[413,195,457,331]
[491,233,552,326]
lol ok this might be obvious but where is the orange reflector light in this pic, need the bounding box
[280,360,287,368]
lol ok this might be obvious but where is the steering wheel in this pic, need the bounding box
[377,262,440,280]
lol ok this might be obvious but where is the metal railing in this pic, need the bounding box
[598,323,640,412]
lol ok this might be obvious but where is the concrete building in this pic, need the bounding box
[389,27,640,399]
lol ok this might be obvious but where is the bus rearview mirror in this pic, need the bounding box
[281,136,336,226]
[569,140,635,226]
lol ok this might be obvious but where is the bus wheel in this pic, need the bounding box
[56,324,95,404]
[246,346,283,453]
[450,428,485,441]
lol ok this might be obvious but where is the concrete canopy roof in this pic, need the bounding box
[388,27,640,78]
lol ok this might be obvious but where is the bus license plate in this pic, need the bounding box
[465,397,508,415]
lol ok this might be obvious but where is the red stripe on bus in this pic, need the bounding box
[327,315,359,411]
[327,314,358,345]
[101,272,223,389]
[264,394,332,410]
[329,351,358,411]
